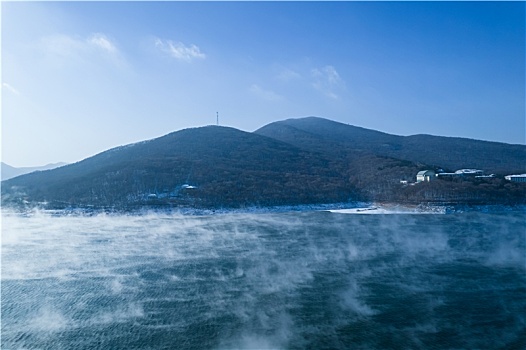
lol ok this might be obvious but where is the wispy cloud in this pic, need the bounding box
[41,33,121,59]
[249,84,283,102]
[276,68,301,82]
[2,83,20,96]
[155,38,206,62]
[88,33,117,53]
[311,65,344,99]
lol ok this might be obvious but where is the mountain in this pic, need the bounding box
[255,117,526,174]
[254,117,526,205]
[2,118,525,210]
[1,126,358,209]
[1,162,68,181]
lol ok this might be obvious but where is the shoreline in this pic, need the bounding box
[2,202,525,217]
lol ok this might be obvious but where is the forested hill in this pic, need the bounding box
[2,118,525,210]
[1,126,359,209]
[256,117,526,174]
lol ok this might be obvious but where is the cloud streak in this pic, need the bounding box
[311,65,344,100]
[155,38,206,62]
[40,33,122,61]
[2,83,20,96]
[88,33,117,53]
[276,68,301,82]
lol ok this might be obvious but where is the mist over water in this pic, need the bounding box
[2,210,525,349]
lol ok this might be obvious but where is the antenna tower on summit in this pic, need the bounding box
[216,112,219,126]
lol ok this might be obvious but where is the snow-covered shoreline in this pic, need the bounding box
[326,206,439,215]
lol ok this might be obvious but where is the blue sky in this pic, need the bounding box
[2,1,525,167]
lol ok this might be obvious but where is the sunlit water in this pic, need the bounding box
[2,210,525,349]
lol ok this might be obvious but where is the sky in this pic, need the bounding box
[1,1,525,167]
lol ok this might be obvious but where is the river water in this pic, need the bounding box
[2,209,525,349]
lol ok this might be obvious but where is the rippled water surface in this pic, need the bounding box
[2,210,525,349]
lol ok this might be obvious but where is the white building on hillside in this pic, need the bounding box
[454,169,484,176]
[416,170,435,182]
[505,174,526,183]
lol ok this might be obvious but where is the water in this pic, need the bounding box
[2,210,525,349]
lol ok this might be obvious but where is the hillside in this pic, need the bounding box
[255,117,526,174]
[1,126,359,209]
[254,117,526,205]
[2,118,525,210]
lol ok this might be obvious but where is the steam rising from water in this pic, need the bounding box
[2,210,525,349]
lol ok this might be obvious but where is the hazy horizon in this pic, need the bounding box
[2,1,524,167]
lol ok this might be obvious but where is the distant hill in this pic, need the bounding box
[2,118,525,210]
[255,117,526,174]
[1,126,358,209]
[1,162,68,181]
[255,117,526,205]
